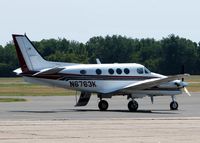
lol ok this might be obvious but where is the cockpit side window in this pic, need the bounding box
[137,68,144,74]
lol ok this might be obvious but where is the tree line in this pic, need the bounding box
[0,34,200,77]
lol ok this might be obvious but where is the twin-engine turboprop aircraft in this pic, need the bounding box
[12,34,190,111]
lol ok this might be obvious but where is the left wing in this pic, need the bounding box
[33,67,65,76]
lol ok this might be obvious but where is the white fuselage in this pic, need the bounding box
[23,63,183,98]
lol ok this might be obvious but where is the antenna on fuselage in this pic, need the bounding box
[181,65,185,81]
[96,58,101,64]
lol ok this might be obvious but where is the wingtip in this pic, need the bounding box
[184,73,190,76]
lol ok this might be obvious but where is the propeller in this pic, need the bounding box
[181,65,191,96]
[184,87,191,96]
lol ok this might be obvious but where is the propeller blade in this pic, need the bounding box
[184,87,191,96]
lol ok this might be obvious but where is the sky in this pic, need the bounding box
[0,0,200,46]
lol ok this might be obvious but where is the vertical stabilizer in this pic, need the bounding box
[13,34,78,73]
[13,34,51,72]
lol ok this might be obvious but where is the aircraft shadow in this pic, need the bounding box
[73,109,179,114]
[10,109,179,115]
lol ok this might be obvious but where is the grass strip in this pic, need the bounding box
[0,76,199,96]
[0,98,27,102]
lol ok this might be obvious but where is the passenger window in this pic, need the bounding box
[137,68,143,74]
[96,69,102,75]
[108,68,114,75]
[80,70,86,75]
[116,68,122,74]
[124,68,130,74]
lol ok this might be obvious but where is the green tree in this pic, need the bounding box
[160,35,198,74]
[0,34,200,77]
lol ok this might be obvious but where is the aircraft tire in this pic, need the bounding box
[128,100,138,112]
[98,100,109,111]
[170,101,178,110]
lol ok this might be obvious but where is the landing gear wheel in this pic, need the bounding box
[170,101,178,110]
[98,100,109,111]
[128,100,138,112]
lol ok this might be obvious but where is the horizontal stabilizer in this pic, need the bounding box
[13,68,22,75]
[33,67,65,76]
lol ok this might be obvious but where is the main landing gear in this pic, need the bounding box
[98,93,139,112]
[98,100,109,111]
[170,96,178,110]
[98,99,139,112]
[128,100,138,112]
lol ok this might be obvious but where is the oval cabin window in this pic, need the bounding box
[96,69,102,75]
[124,68,130,74]
[108,68,114,75]
[116,68,122,74]
[80,70,86,75]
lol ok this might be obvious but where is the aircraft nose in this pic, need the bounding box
[182,82,189,87]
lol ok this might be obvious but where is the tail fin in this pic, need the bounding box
[13,34,77,73]
[13,34,53,72]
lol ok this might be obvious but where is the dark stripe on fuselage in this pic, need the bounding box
[59,75,157,81]
[20,72,158,81]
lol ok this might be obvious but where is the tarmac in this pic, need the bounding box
[0,118,200,143]
[0,93,200,142]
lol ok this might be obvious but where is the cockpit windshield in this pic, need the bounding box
[136,67,151,74]
[144,67,151,74]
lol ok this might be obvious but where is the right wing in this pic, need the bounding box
[122,74,187,91]
[103,74,189,94]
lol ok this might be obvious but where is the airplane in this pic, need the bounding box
[12,34,191,111]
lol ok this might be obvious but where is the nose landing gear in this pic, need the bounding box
[170,101,178,110]
[170,96,178,110]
